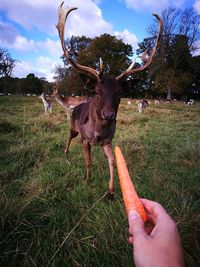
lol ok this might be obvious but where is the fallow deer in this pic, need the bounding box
[52,86,88,117]
[187,99,195,105]
[56,1,163,198]
[127,98,132,107]
[137,99,149,113]
[154,99,160,104]
[39,92,53,114]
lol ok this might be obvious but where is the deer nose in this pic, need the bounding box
[102,110,115,121]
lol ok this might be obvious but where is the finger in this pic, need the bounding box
[129,226,133,235]
[128,210,146,240]
[128,236,133,244]
[140,198,166,215]
[140,199,175,230]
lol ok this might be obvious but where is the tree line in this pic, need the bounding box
[0,48,52,96]
[1,6,200,100]
[0,74,52,96]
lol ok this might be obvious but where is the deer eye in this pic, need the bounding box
[95,94,100,101]
[96,90,102,96]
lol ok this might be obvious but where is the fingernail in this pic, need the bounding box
[128,210,140,224]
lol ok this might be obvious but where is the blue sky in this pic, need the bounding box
[0,0,199,81]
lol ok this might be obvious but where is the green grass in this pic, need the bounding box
[0,96,200,266]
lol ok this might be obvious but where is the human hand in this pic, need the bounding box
[128,199,185,267]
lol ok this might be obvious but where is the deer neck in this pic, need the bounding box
[55,94,65,105]
[40,97,48,105]
[55,94,70,110]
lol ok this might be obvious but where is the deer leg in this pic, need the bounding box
[103,143,115,199]
[64,130,78,154]
[83,141,91,179]
[44,105,47,114]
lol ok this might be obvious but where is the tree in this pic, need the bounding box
[138,6,200,99]
[55,34,133,96]
[77,34,133,77]
[153,34,192,99]
[0,48,15,78]
[23,73,43,95]
[189,55,200,99]
[0,48,15,93]
[40,77,52,95]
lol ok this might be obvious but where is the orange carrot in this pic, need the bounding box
[114,146,147,222]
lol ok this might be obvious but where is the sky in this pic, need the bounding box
[0,0,199,82]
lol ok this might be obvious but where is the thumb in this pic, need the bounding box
[128,210,146,239]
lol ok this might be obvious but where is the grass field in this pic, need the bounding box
[0,96,200,267]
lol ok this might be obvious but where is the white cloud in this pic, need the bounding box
[0,0,112,36]
[36,56,62,82]
[62,2,113,38]
[0,0,57,34]
[13,36,36,51]
[123,0,187,13]
[12,57,63,82]
[0,20,18,43]
[192,41,200,56]
[1,33,62,57]
[0,0,149,81]
[114,29,138,51]
[37,56,53,67]
[12,60,41,78]
[0,32,63,81]
[193,0,200,14]
[37,39,62,57]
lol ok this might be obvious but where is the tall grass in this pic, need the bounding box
[0,96,200,266]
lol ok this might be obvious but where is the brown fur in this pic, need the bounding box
[65,77,120,198]
[52,89,88,110]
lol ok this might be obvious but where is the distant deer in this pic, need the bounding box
[52,85,88,115]
[127,98,132,107]
[154,99,160,104]
[56,2,162,198]
[39,93,53,114]
[137,99,149,113]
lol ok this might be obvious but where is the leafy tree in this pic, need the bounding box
[0,48,15,93]
[138,6,200,99]
[40,77,53,95]
[23,73,43,95]
[189,55,200,99]
[152,34,193,99]
[77,34,133,77]
[0,48,15,78]
[54,63,85,96]
[55,34,133,96]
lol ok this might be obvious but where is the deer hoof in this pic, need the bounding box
[107,191,115,200]
[84,173,91,181]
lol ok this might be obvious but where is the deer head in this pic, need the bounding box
[94,77,120,121]
[51,82,63,100]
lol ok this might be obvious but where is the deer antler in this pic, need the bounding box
[116,14,163,80]
[56,1,102,81]
[69,36,104,77]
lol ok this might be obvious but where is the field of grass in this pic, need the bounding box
[0,96,200,267]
